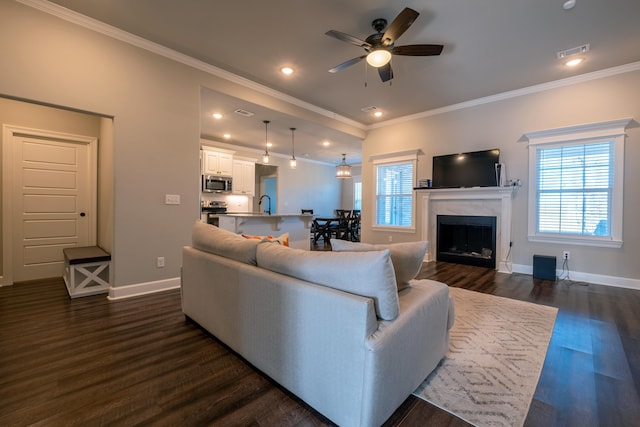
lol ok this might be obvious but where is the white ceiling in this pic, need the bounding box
[44,0,640,164]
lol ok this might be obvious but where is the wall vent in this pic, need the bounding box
[361,106,378,113]
[234,108,255,117]
[557,44,589,59]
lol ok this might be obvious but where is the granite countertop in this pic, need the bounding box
[220,212,312,217]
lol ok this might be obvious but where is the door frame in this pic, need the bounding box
[1,125,98,286]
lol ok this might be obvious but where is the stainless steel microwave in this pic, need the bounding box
[202,175,232,193]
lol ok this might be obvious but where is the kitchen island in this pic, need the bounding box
[218,213,314,250]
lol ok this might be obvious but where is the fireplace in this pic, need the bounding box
[437,215,497,268]
[420,187,513,272]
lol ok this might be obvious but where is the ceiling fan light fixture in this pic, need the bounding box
[366,49,392,67]
[336,154,352,178]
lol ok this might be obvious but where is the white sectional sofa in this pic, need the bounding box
[181,222,455,426]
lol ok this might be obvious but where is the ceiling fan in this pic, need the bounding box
[325,7,443,82]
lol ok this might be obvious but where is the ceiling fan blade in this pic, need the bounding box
[328,55,367,73]
[325,30,371,49]
[382,7,419,45]
[378,63,393,82]
[392,44,444,56]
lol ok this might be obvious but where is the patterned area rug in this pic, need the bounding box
[413,287,558,427]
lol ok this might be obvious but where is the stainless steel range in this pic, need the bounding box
[201,200,227,227]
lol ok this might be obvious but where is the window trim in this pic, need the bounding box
[523,118,632,248]
[371,151,418,232]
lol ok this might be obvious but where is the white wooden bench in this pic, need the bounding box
[63,246,111,298]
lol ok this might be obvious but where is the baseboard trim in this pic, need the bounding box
[511,263,640,291]
[107,277,180,300]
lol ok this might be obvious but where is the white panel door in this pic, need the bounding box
[11,134,93,282]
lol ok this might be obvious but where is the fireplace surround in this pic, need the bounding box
[419,187,514,273]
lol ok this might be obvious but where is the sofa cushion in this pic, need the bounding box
[242,232,289,246]
[256,242,399,320]
[192,221,259,265]
[330,240,428,291]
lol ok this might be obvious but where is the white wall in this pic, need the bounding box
[362,70,640,284]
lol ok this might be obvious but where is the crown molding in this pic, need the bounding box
[17,1,640,135]
[370,61,640,130]
[17,0,366,132]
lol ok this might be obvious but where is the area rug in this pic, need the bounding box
[413,287,558,427]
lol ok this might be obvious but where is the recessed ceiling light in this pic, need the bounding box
[212,113,222,119]
[267,142,273,148]
[323,141,330,147]
[281,67,294,75]
[563,0,576,10]
[564,57,584,67]
[374,111,383,118]
[223,133,231,139]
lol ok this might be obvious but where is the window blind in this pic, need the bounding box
[375,162,413,227]
[536,141,613,237]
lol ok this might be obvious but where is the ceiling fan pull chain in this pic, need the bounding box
[364,62,368,87]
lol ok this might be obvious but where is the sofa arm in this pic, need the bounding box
[359,279,451,426]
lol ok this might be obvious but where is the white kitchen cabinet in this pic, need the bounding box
[232,160,255,196]
[202,149,233,176]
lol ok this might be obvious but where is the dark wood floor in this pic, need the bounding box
[1,262,639,426]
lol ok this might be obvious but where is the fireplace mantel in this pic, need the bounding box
[418,187,515,273]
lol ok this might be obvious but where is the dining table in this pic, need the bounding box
[312,216,359,243]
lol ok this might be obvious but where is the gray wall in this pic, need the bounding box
[1,2,637,288]
[0,1,356,288]
[361,70,640,282]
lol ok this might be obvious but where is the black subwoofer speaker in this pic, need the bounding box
[533,255,556,281]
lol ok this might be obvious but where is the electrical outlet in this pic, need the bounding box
[157,256,165,268]
[563,251,570,260]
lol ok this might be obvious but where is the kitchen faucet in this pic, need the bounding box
[258,194,271,215]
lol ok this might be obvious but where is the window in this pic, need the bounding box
[353,178,362,211]
[372,152,417,230]
[525,119,631,248]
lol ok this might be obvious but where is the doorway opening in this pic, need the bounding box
[1,97,113,286]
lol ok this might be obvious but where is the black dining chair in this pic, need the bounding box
[348,215,361,241]
[312,218,334,245]
[332,209,351,240]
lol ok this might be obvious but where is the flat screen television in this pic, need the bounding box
[432,149,500,188]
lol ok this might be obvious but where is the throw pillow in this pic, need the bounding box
[330,240,428,291]
[256,242,399,320]
[192,221,259,265]
[242,232,289,246]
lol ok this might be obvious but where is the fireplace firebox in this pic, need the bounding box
[437,215,497,268]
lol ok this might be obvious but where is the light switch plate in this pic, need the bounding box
[165,194,180,205]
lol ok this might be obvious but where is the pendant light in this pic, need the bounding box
[289,127,297,169]
[336,154,352,178]
[262,120,270,164]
